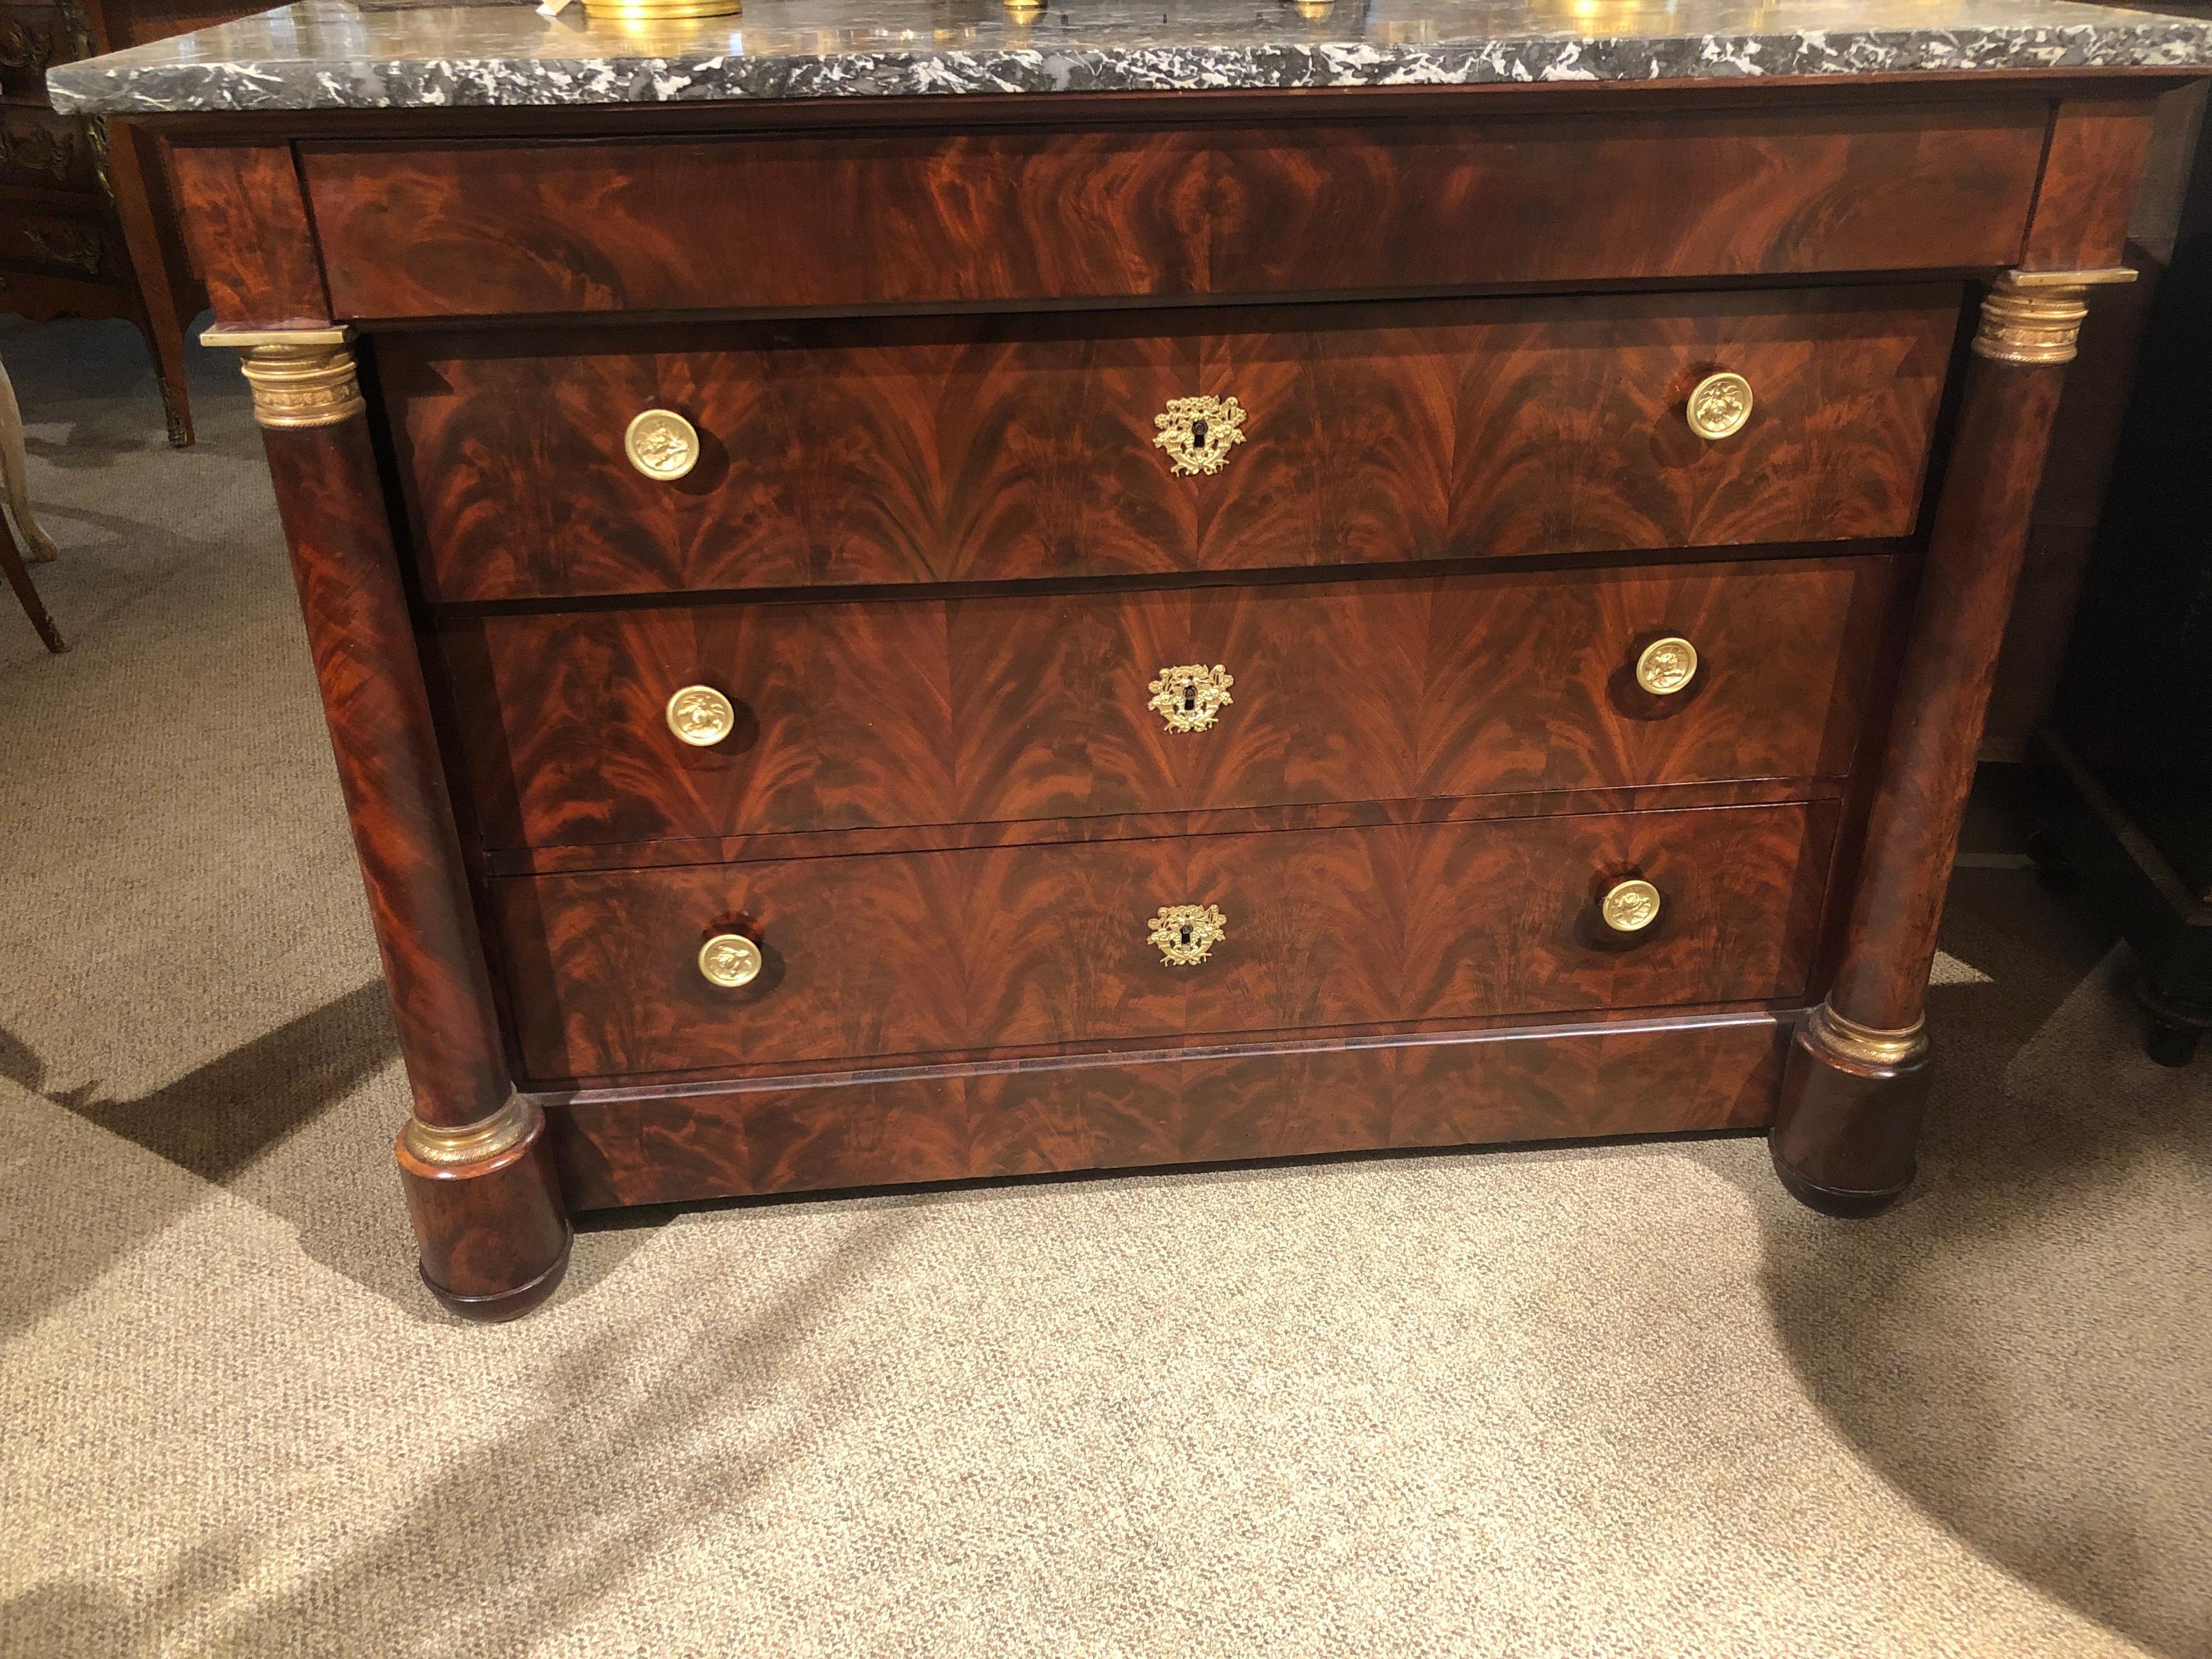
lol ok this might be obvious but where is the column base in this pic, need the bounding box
[1769,1004,1932,1218]
[419,1235,571,1322]
[395,1098,573,1323]
[1769,1137,1912,1218]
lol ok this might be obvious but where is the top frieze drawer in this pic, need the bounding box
[297,104,2046,318]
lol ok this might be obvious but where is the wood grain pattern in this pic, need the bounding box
[2022,98,2157,273]
[166,138,329,326]
[1827,354,2064,1030]
[395,1103,572,1319]
[302,106,2043,318]
[490,800,1838,1081]
[259,414,512,1130]
[543,1011,1792,1209]
[474,777,1843,878]
[387,289,1955,603]
[1775,343,2073,1211]
[444,555,1891,850]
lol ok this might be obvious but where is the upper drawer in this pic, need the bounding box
[443,554,1889,853]
[386,287,1954,603]
[302,105,2042,318]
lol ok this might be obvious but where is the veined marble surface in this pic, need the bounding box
[49,0,2212,114]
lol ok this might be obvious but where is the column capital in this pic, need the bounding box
[1972,267,2137,368]
[201,326,364,429]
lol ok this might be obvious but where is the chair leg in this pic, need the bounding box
[0,354,60,562]
[0,523,65,652]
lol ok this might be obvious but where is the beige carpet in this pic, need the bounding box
[2,316,2209,1659]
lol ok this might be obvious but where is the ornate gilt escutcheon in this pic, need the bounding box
[1148,663,1234,733]
[1685,371,1753,441]
[624,408,701,481]
[1148,904,1228,967]
[698,933,763,988]
[1600,878,1663,934]
[665,684,737,747]
[1634,636,1699,696]
[1153,394,1248,476]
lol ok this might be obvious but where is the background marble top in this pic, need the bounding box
[49,0,2212,114]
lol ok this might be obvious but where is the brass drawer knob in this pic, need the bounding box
[1685,371,1753,441]
[665,684,737,747]
[1153,394,1247,476]
[625,408,701,481]
[1148,662,1234,733]
[698,933,763,988]
[1600,879,1663,934]
[1634,636,1699,696]
[1148,903,1227,966]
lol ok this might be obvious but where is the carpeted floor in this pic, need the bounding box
[2,315,2209,1659]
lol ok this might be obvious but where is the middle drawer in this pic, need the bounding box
[444,554,1889,851]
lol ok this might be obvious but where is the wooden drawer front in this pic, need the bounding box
[0,110,96,193]
[493,801,1838,1081]
[390,290,1952,603]
[448,555,1888,851]
[0,204,112,283]
[305,106,2041,318]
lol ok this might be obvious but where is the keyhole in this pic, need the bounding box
[1178,924,1194,946]
[1181,681,1198,713]
[1190,417,1210,450]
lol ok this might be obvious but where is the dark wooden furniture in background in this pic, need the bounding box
[2,0,244,445]
[93,71,2186,1316]
[2036,109,2212,1068]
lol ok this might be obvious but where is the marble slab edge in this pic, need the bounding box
[49,22,2212,115]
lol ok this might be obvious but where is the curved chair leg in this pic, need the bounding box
[0,523,65,652]
[0,354,60,563]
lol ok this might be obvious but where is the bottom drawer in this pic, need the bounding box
[493,802,1838,1081]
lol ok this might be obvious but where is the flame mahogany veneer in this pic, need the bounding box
[493,803,1839,1081]
[443,555,1891,851]
[154,80,2175,1313]
[383,291,1951,602]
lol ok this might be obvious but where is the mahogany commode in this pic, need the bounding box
[53,0,2212,1316]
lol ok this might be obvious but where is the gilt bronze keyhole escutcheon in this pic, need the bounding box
[1154,395,1248,476]
[1148,904,1227,966]
[1148,663,1234,733]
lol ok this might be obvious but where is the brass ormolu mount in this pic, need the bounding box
[202,327,365,430]
[1972,267,2138,367]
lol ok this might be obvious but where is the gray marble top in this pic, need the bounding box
[49,0,2212,114]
